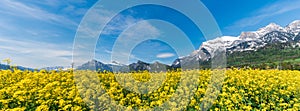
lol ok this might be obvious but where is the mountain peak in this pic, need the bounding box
[256,23,286,36]
[112,61,119,64]
[201,36,238,46]
[239,31,259,40]
[152,61,165,65]
[286,20,300,35]
[137,60,147,64]
[90,59,98,63]
[267,22,279,27]
[289,20,300,25]
[110,61,125,66]
[174,20,300,68]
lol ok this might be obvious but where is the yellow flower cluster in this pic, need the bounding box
[0,68,299,110]
[212,69,300,111]
[0,69,89,111]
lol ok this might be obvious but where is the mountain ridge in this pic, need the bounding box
[0,64,35,71]
[76,20,300,71]
[172,20,300,68]
[76,59,171,72]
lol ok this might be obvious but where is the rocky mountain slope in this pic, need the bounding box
[172,20,300,68]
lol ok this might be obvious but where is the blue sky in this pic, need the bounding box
[0,0,300,68]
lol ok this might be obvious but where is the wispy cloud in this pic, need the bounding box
[115,20,161,45]
[156,53,175,59]
[109,20,161,64]
[0,37,73,68]
[226,0,300,31]
[104,49,112,54]
[89,10,162,64]
[0,0,77,29]
[0,0,92,68]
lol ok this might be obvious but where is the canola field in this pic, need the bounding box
[0,69,299,111]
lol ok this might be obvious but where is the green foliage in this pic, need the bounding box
[226,42,300,70]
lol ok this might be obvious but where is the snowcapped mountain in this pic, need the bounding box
[202,36,238,53]
[110,61,126,66]
[285,20,300,36]
[256,23,287,36]
[172,20,300,68]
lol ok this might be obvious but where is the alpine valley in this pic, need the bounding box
[75,20,300,72]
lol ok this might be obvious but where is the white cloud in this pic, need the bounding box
[86,10,162,64]
[0,0,77,29]
[0,1,165,67]
[226,0,300,31]
[115,20,161,45]
[0,37,73,68]
[110,20,162,64]
[156,53,175,58]
[104,49,112,54]
[0,0,90,68]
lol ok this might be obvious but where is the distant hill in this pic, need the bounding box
[128,60,171,72]
[0,64,35,71]
[40,66,72,71]
[76,59,171,72]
